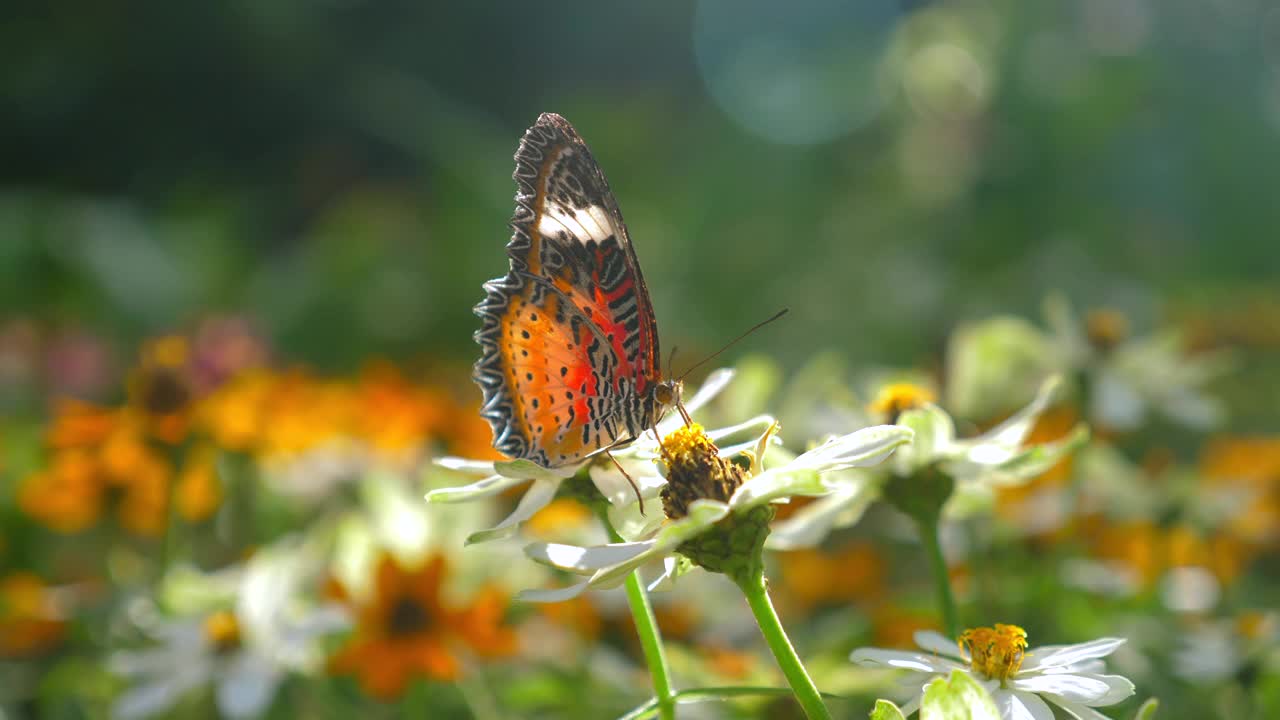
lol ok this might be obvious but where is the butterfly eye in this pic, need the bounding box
[654,382,676,406]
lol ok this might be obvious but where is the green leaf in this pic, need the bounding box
[871,698,909,720]
[920,670,999,720]
[1133,698,1159,720]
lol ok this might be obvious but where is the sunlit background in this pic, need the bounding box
[3,1,1279,718]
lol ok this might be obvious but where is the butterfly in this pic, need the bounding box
[473,113,681,468]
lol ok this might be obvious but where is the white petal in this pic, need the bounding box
[913,631,965,661]
[1010,673,1111,703]
[517,581,592,603]
[1073,674,1134,706]
[766,481,878,550]
[683,368,734,413]
[525,540,654,574]
[464,478,561,545]
[217,652,281,718]
[1045,697,1115,720]
[850,648,965,674]
[968,376,1062,453]
[113,661,212,719]
[432,456,497,474]
[646,556,684,592]
[990,689,1055,720]
[947,425,1089,485]
[1021,638,1126,672]
[425,473,528,503]
[589,459,664,508]
[589,501,729,588]
[493,457,583,480]
[606,497,666,540]
[730,468,825,510]
[706,415,778,443]
[793,424,915,472]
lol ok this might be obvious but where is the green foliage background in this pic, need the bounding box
[4,1,1276,383]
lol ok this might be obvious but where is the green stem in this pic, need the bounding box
[601,512,676,720]
[734,569,832,720]
[917,517,960,640]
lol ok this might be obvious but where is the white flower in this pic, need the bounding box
[112,545,348,719]
[770,377,1086,548]
[946,295,1231,432]
[851,626,1134,719]
[1174,612,1279,683]
[517,420,913,601]
[427,369,773,544]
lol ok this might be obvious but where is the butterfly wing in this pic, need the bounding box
[473,113,661,467]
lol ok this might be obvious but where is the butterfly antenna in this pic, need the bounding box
[677,308,790,382]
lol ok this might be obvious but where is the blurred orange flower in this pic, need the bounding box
[871,607,939,649]
[0,573,66,658]
[776,543,886,611]
[328,554,517,699]
[175,444,223,523]
[1083,517,1252,590]
[992,406,1081,536]
[1200,435,1280,547]
[127,336,196,444]
[20,407,174,536]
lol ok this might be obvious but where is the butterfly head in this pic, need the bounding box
[653,379,682,409]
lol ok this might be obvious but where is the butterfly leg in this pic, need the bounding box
[606,449,645,516]
[676,399,693,426]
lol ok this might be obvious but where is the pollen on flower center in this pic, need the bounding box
[658,423,746,519]
[868,383,935,422]
[203,610,241,654]
[959,623,1027,683]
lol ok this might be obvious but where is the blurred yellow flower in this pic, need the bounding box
[868,382,936,421]
[525,498,593,540]
[328,553,517,699]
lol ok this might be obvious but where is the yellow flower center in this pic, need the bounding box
[661,423,717,465]
[658,423,746,519]
[868,383,935,420]
[1085,309,1129,351]
[1237,611,1274,641]
[203,610,241,653]
[959,623,1027,683]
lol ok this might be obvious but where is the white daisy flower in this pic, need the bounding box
[1174,612,1279,683]
[518,419,912,601]
[770,376,1086,548]
[111,545,348,719]
[946,294,1231,432]
[851,625,1135,720]
[427,369,775,544]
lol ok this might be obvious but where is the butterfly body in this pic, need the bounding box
[473,113,676,467]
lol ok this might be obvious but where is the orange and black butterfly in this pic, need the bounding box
[473,113,679,468]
